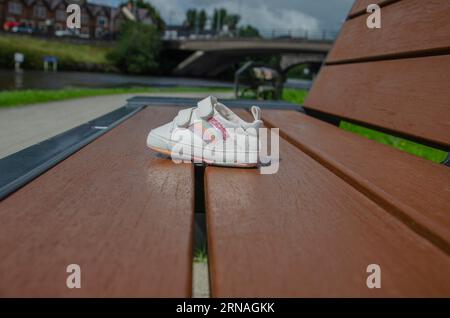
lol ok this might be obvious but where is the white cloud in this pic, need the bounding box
[240,4,320,32]
[148,0,187,25]
[89,0,351,32]
[148,0,320,32]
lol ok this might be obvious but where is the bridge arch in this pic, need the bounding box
[279,53,326,73]
[168,39,331,77]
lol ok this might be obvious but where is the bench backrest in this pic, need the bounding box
[305,0,450,150]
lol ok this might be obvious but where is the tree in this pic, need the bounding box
[185,9,197,30]
[212,8,227,32]
[224,14,240,31]
[107,21,161,74]
[129,0,166,31]
[212,8,240,32]
[212,10,218,31]
[198,10,207,31]
[238,25,260,38]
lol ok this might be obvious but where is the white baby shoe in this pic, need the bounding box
[147,96,263,166]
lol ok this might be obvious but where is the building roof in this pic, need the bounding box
[120,6,136,21]
[0,0,153,25]
[48,0,63,10]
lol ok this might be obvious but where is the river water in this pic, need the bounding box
[0,69,234,91]
[0,69,311,91]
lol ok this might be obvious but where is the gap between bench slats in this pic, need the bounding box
[0,106,194,297]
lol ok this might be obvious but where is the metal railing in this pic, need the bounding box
[257,28,339,41]
[163,27,339,42]
[1,26,338,43]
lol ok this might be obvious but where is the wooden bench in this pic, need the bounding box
[206,0,450,297]
[0,0,449,297]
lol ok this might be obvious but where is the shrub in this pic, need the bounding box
[107,21,162,74]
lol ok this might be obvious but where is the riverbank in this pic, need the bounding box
[0,86,307,109]
[0,69,236,91]
[0,33,114,72]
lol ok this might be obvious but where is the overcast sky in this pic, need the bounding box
[92,0,354,32]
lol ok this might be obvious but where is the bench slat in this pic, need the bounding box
[348,0,396,18]
[330,0,450,64]
[0,106,194,297]
[262,109,450,253]
[206,120,450,297]
[305,55,450,148]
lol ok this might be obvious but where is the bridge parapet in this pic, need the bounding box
[165,38,333,53]
[163,27,339,42]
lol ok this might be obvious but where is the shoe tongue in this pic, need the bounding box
[215,103,235,122]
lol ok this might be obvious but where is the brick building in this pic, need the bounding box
[0,0,154,38]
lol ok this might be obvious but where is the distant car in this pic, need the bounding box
[96,32,113,40]
[3,21,20,31]
[55,29,77,37]
[11,25,33,34]
[78,33,90,39]
[55,29,90,39]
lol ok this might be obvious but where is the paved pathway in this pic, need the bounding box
[193,262,210,298]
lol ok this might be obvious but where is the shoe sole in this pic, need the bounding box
[148,134,258,168]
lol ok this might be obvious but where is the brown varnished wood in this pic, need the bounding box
[305,55,450,148]
[0,106,194,297]
[262,109,450,253]
[330,0,450,63]
[348,0,399,19]
[205,110,450,297]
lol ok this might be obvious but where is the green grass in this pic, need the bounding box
[0,34,113,71]
[339,121,448,163]
[193,247,208,263]
[282,88,308,105]
[282,89,448,164]
[0,86,232,108]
